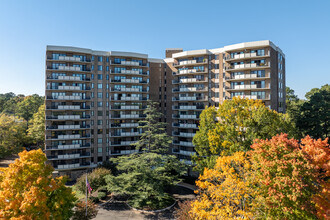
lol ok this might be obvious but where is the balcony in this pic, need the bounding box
[110,141,137,146]
[172,114,197,119]
[113,70,148,75]
[224,52,269,61]
[120,61,140,66]
[173,78,207,84]
[173,123,198,129]
[111,105,140,110]
[110,79,147,84]
[53,56,91,62]
[46,115,90,120]
[172,132,196,138]
[172,140,194,147]
[175,59,208,67]
[48,152,91,160]
[111,97,147,101]
[55,163,97,170]
[111,132,141,137]
[179,150,196,156]
[46,85,90,91]
[225,63,270,71]
[57,105,87,110]
[110,123,139,128]
[109,149,139,155]
[173,87,208,93]
[172,96,207,102]
[226,73,269,81]
[229,84,269,90]
[46,143,91,150]
[46,125,90,130]
[47,76,90,81]
[232,94,270,100]
[47,95,90,100]
[177,68,207,75]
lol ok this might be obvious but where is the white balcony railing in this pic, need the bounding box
[58,86,81,90]
[58,76,81,81]
[179,60,197,65]
[121,61,140,66]
[58,105,81,110]
[58,66,81,71]
[57,134,81,140]
[58,56,81,62]
[120,123,139,127]
[58,115,80,120]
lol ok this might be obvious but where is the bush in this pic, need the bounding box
[89,196,99,203]
[97,191,107,200]
[75,168,111,194]
[174,200,194,220]
[72,200,98,220]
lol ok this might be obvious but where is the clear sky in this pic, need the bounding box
[0,0,329,98]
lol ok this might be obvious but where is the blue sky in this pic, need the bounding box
[0,0,329,98]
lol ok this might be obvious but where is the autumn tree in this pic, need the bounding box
[192,97,295,172]
[0,113,27,158]
[249,134,326,219]
[0,149,76,219]
[191,152,256,220]
[27,104,45,147]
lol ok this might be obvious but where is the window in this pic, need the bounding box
[98,147,102,152]
[215,92,219,98]
[214,64,219,69]
[91,65,94,71]
[106,57,109,63]
[91,56,94,61]
[98,120,102,125]
[215,73,219,79]
[98,129,103,134]
[98,111,103,116]
[106,66,109,71]
[97,92,102,98]
[98,102,103,107]
[98,65,103,71]
[98,56,103,62]
[98,74,102,80]
[91,74,94,80]
[98,83,102,89]
[91,92,94,98]
[106,74,109,80]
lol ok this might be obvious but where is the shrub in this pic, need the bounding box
[174,200,194,220]
[75,168,111,194]
[97,191,107,200]
[72,200,98,220]
[89,196,99,203]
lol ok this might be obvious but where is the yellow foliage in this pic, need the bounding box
[191,152,256,219]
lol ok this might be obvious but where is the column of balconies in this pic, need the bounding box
[223,47,272,105]
[109,57,149,155]
[172,56,209,160]
[45,52,93,171]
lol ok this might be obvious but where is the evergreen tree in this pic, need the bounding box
[132,100,172,153]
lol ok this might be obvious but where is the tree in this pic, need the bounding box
[0,149,76,219]
[106,152,186,209]
[132,100,172,153]
[0,113,27,158]
[2,95,24,115]
[192,97,295,172]
[72,200,98,220]
[296,84,330,140]
[192,106,218,172]
[249,134,324,219]
[16,94,44,121]
[27,104,45,147]
[191,152,256,220]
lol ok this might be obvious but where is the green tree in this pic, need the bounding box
[27,104,45,147]
[16,94,44,121]
[106,101,186,209]
[192,106,218,172]
[105,152,186,209]
[0,149,76,219]
[192,97,295,172]
[0,113,27,158]
[2,95,24,115]
[132,100,172,153]
[0,92,16,113]
[296,84,330,140]
[75,167,111,194]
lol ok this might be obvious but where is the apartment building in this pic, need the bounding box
[45,40,285,178]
